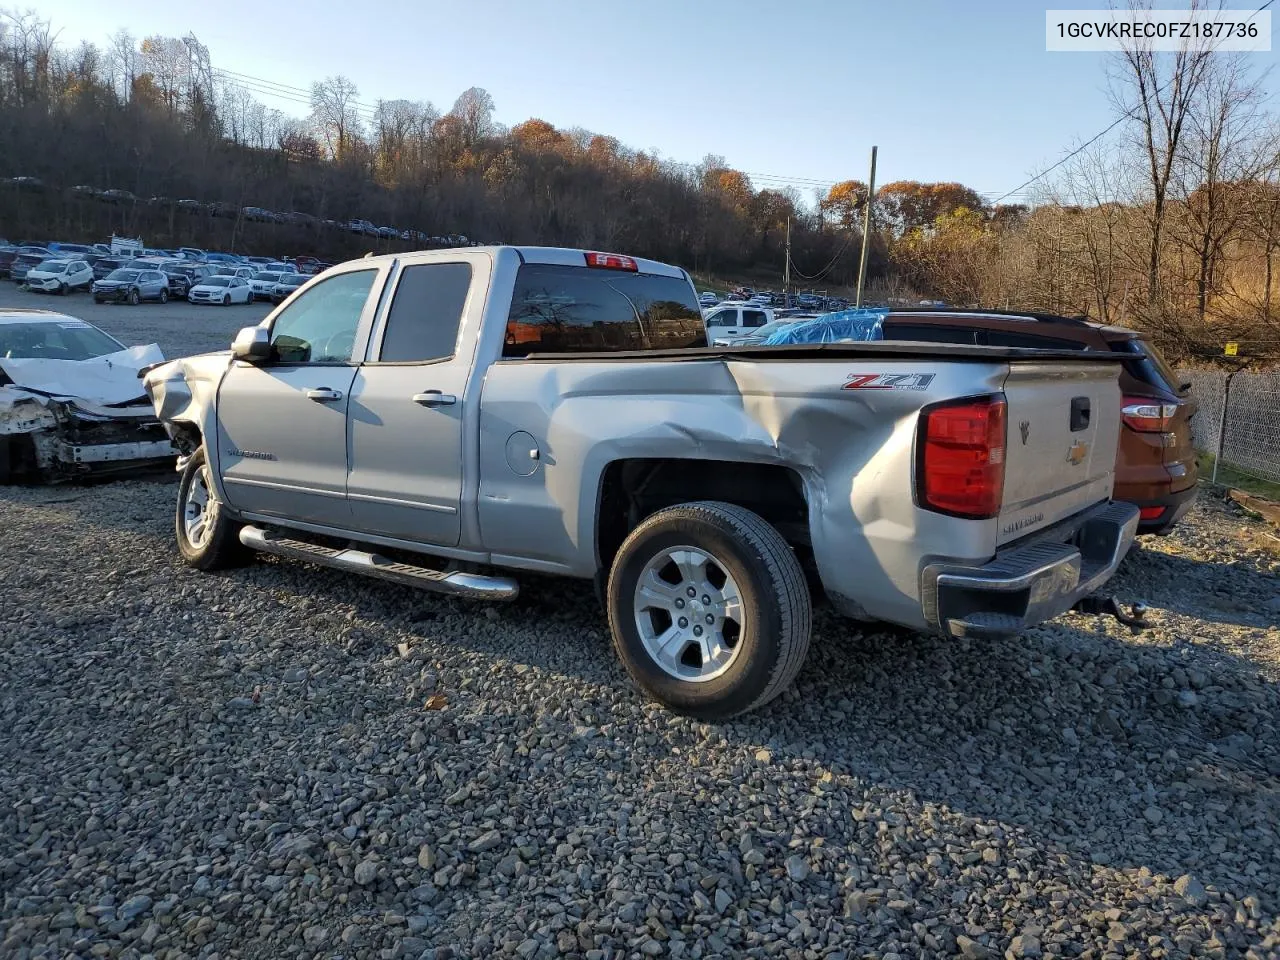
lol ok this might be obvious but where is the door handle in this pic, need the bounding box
[413,390,457,407]
[306,387,344,403]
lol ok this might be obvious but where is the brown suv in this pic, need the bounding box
[878,310,1198,535]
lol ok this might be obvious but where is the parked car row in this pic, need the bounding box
[25,175,489,247]
[699,287,853,313]
[0,236,325,306]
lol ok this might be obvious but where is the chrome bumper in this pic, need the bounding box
[921,501,1140,639]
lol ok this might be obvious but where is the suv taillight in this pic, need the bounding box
[1121,396,1178,432]
[918,396,1007,519]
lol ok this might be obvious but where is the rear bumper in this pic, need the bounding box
[1124,483,1197,535]
[921,500,1140,639]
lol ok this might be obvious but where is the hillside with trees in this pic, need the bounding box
[2,7,1279,360]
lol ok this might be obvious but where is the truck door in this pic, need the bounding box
[705,306,744,338]
[346,257,481,546]
[215,267,382,527]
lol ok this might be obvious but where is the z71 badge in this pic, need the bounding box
[843,373,936,391]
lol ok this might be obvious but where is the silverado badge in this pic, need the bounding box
[1066,440,1089,466]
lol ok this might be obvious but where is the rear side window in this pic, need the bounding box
[503,264,705,357]
[1110,337,1185,394]
[705,309,737,327]
[378,262,472,362]
[882,322,981,345]
[985,330,1087,351]
[743,310,768,328]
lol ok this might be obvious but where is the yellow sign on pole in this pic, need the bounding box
[1224,341,1239,356]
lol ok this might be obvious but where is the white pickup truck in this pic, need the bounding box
[143,246,1138,719]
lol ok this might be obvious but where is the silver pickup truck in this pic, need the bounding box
[144,246,1139,719]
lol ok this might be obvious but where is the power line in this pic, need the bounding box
[989,0,1275,205]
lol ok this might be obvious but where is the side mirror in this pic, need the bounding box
[231,325,271,363]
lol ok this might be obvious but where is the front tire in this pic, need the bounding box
[159,288,169,303]
[57,282,67,296]
[222,294,230,305]
[128,288,140,305]
[606,501,811,720]
[176,447,251,570]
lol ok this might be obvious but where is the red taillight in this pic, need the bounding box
[1139,505,1166,521]
[584,251,638,271]
[918,396,1007,519]
[1122,395,1178,432]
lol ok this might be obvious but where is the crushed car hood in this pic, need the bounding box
[0,344,165,405]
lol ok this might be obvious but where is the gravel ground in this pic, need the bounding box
[0,284,265,358]
[1,483,1278,960]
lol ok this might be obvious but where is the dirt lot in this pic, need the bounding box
[0,283,269,358]
[1,476,1278,960]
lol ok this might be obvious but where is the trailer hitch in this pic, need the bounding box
[1073,595,1150,633]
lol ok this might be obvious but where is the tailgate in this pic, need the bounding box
[997,360,1122,545]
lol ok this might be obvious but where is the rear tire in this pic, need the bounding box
[606,500,811,720]
[175,447,251,570]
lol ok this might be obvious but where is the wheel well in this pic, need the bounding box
[597,459,810,571]
[169,422,203,456]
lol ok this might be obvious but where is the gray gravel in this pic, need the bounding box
[2,481,1279,960]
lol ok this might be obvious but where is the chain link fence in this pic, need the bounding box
[1180,367,1280,486]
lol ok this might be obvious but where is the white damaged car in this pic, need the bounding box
[0,309,176,482]
[24,258,94,295]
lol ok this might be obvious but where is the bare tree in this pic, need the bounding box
[449,86,494,145]
[1172,54,1269,325]
[1042,141,1140,323]
[105,28,137,102]
[310,74,363,161]
[1111,0,1220,314]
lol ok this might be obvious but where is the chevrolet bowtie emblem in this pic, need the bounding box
[1066,440,1089,465]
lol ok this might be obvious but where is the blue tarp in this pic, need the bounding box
[761,308,889,345]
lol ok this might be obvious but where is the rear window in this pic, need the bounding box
[882,321,980,345]
[984,329,1087,351]
[1110,337,1185,395]
[503,264,705,357]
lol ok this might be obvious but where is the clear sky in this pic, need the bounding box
[35,0,1280,205]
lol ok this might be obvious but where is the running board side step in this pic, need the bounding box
[238,525,519,601]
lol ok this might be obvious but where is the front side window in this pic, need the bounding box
[270,269,376,364]
[378,262,472,363]
[706,309,735,328]
[503,264,705,357]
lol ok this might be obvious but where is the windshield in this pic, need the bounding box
[105,269,140,281]
[203,277,231,287]
[36,260,69,273]
[253,272,281,281]
[0,320,124,361]
[281,274,304,284]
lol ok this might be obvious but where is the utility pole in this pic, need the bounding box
[855,145,878,308]
[784,216,791,306]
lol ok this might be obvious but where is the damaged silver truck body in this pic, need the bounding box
[0,309,176,483]
[144,246,1140,719]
